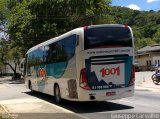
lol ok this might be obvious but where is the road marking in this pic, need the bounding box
[136,87,160,92]
[113,99,134,104]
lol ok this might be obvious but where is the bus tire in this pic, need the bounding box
[54,84,61,103]
[28,81,34,93]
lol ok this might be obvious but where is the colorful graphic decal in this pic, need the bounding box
[85,55,132,90]
[33,57,76,80]
[100,66,120,77]
[34,62,68,79]
[37,68,46,80]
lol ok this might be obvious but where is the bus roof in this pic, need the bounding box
[26,24,130,54]
[26,27,83,54]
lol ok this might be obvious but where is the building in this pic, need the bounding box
[0,58,25,76]
[136,44,160,71]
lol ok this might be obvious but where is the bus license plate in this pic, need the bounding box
[106,91,116,96]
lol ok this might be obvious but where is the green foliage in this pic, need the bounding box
[0,40,23,75]
[1,0,113,73]
[1,0,159,65]
[153,26,160,43]
[0,0,5,20]
[7,0,32,51]
[6,0,112,50]
[110,7,160,50]
[0,0,7,29]
[0,116,13,119]
[135,38,156,49]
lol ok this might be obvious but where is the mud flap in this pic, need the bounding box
[68,79,78,99]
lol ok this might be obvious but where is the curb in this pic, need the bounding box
[0,104,12,117]
[135,86,160,92]
[0,99,88,119]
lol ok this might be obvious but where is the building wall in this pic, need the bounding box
[136,52,160,71]
[151,52,160,65]
[1,58,25,76]
[137,54,151,65]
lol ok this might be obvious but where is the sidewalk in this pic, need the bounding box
[1,72,160,119]
[135,79,160,91]
[0,97,86,119]
[0,78,85,119]
[135,71,160,92]
[0,77,25,84]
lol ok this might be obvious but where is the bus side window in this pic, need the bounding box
[47,43,58,63]
[63,35,76,60]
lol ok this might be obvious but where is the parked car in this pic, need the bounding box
[150,64,160,71]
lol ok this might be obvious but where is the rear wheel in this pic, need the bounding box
[29,81,34,93]
[54,85,61,103]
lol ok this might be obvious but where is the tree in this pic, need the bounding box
[0,0,5,25]
[110,6,160,50]
[153,26,160,43]
[136,38,156,49]
[0,0,24,78]
[0,0,112,77]
[6,0,32,52]
[6,0,112,50]
[0,40,23,78]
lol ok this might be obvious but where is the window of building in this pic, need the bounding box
[155,60,157,64]
[149,60,151,66]
[146,60,149,66]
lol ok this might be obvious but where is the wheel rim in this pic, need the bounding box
[153,79,159,84]
[152,76,157,81]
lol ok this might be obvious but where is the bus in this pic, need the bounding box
[25,24,135,102]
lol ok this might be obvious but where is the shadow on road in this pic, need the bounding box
[25,91,134,113]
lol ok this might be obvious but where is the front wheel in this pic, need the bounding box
[153,78,160,85]
[152,74,156,82]
[54,85,61,103]
[153,80,159,85]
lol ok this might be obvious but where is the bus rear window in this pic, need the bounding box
[84,26,132,49]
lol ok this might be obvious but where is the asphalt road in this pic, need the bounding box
[0,75,160,119]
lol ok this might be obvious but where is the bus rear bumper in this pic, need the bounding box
[76,86,134,101]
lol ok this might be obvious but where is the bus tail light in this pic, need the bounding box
[79,68,91,90]
[83,26,88,30]
[128,65,135,86]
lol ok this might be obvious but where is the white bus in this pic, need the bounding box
[25,24,135,102]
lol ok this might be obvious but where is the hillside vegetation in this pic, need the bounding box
[0,0,160,75]
[110,6,160,50]
[1,1,159,51]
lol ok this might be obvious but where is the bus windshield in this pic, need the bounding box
[84,26,132,49]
